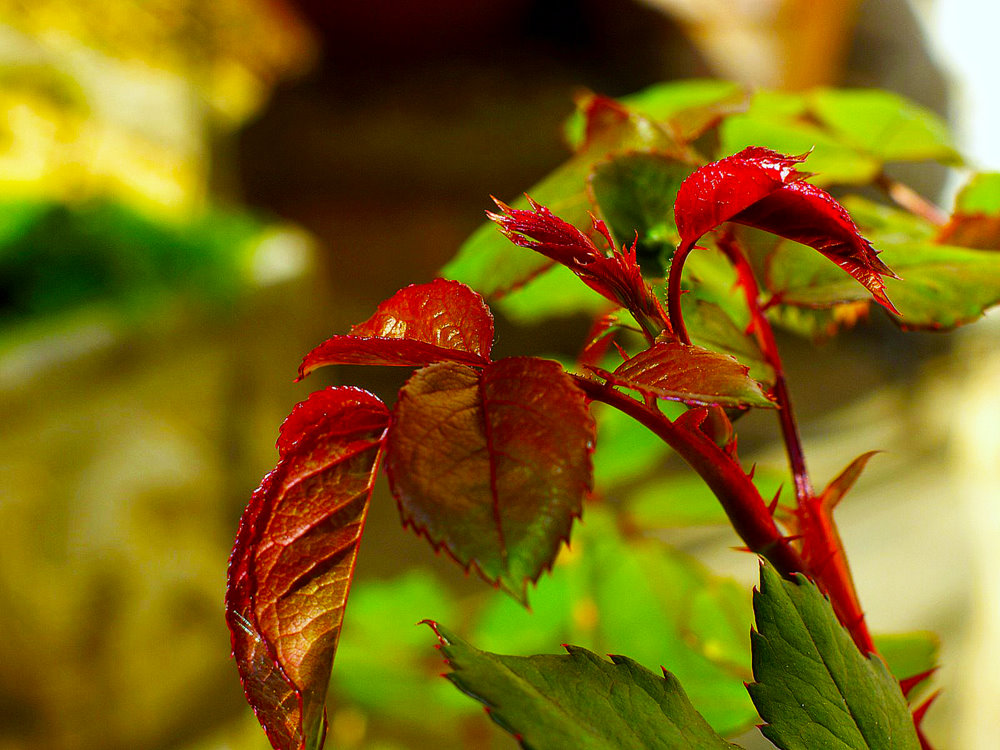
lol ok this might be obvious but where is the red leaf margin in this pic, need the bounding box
[226,387,390,750]
[297,279,493,379]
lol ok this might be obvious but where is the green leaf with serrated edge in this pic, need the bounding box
[587,151,693,264]
[768,238,1000,329]
[808,88,961,165]
[565,79,746,147]
[471,508,758,736]
[748,564,921,750]
[719,112,880,186]
[495,262,609,324]
[429,623,740,750]
[385,358,594,605]
[683,298,775,386]
[443,104,680,298]
[332,570,473,724]
[839,196,937,242]
[627,466,788,528]
[872,632,939,700]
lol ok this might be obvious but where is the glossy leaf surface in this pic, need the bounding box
[385,357,594,604]
[748,564,921,750]
[298,279,492,377]
[226,387,390,750]
[443,97,679,297]
[429,623,739,750]
[604,341,773,408]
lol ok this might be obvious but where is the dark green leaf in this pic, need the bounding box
[748,564,921,750]
[808,88,960,165]
[429,623,740,750]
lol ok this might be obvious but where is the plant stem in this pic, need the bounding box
[874,172,948,226]
[573,376,805,576]
[666,240,694,345]
[715,232,875,654]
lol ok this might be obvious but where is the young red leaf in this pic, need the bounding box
[488,197,669,335]
[672,147,899,315]
[731,180,899,313]
[385,357,595,603]
[226,387,390,750]
[818,450,880,511]
[674,147,810,245]
[298,279,492,378]
[595,341,774,409]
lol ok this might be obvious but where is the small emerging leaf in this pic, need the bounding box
[226,387,390,750]
[385,357,595,603]
[298,279,493,377]
[428,622,740,750]
[748,564,921,750]
[599,341,774,409]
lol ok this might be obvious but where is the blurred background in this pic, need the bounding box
[1,0,998,748]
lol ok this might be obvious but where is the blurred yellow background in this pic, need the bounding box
[0,1,997,748]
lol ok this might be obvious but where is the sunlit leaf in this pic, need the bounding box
[591,401,681,487]
[385,358,594,604]
[494,263,609,324]
[429,623,739,749]
[443,97,680,298]
[600,341,773,409]
[808,88,960,165]
[748,564,921,750]
[226,387,390,750]
[840,195,937,243]
[298,279,492,376]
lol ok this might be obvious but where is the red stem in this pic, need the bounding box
[573,376,805,576]
[666,240,694,345]
[714,231,874,655]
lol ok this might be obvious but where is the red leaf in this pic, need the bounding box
[673,147,899,313]
[596,341,774,409]
[488,197,668,332]
[226,387,390,750]
[819,451,880,511]
[385,357,595,603]
[733,181,900,313]
[298,279,493,378]
[674,147,810,245]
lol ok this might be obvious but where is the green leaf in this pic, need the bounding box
[385,358,595,604]
[591,400,682,488]
[565,79,746,147]
[748,564,921,750]
[443,104,678,298]
[683,299,775,387]
[332,570,474,724]
[495,262,609,324]
[471,508,758,736]
[768,238,1000,329]
[718,104,880,186]
[429,623,740,750]
[938,172,1000,250]
[839,196,937,242]
[627,466,788,529]
[808,88,960,165]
